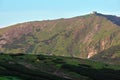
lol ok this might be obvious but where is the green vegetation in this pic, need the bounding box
[0,76,21,80]
[0,13,120,64]
[92,45,120,64]
[0,54,120,80]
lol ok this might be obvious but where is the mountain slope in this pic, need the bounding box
[91,45,120,64]
[0,12,120,62]
[95,12,120,26]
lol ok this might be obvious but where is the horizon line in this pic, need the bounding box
[1,12,120,29]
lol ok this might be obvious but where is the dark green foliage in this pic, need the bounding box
[0,76,21,80]
[0,54,120,80]
[52,58,65,64]
[62,64,120,80]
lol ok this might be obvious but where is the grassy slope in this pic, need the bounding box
[91,45,120,64]
[0,14,120,63]
[0,76,21,80]
[0,54,120,80]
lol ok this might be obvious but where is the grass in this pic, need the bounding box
[0,54,120,80]
[0,76,21,80]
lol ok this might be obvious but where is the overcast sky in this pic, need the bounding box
[0,0,120,28]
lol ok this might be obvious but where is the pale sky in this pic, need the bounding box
[0,0,120,28]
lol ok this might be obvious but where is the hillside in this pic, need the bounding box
[0,54,120,80]
[91,45,120,64]
[0,12,120,63]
